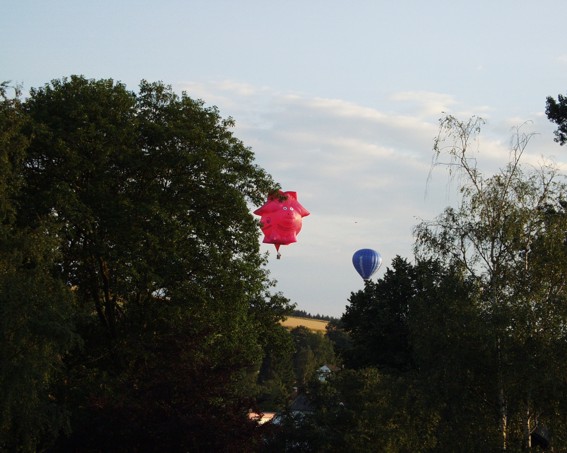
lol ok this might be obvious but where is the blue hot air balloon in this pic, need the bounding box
[352,249,382,280]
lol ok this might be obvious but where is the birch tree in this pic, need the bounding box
[414,116,567,450]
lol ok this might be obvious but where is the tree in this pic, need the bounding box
[290,326,336,389]
[414,115,567,450]
[0,234,79,452]
[341,253,499,451]
[268,367,438,453]
[341,256,417,372]
[408,260,500,451]
[255,295,297,412]
[324,319,352,363]
[546,93,567,145]
[0,83,78,451]
[14,76,291,451]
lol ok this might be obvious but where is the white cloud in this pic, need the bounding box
[389,90,458,116]
[177,80,565,317]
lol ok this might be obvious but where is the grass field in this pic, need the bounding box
[281,316,328,332]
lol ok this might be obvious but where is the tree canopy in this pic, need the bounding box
[337,115,567,451]
[546,93,567,146]
[414,115,567,450]
[0,76,296,451]
[0,81,81,452]
[6,77,567,451]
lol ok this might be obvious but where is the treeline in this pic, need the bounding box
[291,309,338,322]
[3,76,567,452]
[267,112,567,452]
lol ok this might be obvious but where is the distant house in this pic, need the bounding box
[317,365,331,382]
[317,364,340,382]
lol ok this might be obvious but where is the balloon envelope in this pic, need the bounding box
[253,190,310,256]
[352,249,382,280]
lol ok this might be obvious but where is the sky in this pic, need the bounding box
[3,0,567,317]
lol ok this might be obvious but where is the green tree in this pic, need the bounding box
[255,295,296,412]
[0,230,79,452]
[15,75,290,451]
[332,116,567,451]
[341,256,417,372]
[546,93,567,145]
[414,115,567,450]
[269,368,438,453]
[408,260,499,451]
[290,326,336,389]
[341,254,496,451]
[0,83,78,451]
[324,318,352,363]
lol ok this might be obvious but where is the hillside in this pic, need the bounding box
[280,316,328,332]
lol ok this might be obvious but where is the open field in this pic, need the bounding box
[281,316,329,332]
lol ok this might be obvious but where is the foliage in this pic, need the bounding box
[266,368,438,453]
[546,93,567,145]
[324,318,352,362]
[0,84,79,451]
[8,75,567,452]
[414,114,567,450]
[341,256,416,371]
[256,316,296,412]
[323,115,567,451]
[408,260,501,451]
[291,309,338,322]
[0,75,294,451]
[340,256,499,451]
[290,326,336,389]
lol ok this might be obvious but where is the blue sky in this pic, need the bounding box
[3,1,567,317]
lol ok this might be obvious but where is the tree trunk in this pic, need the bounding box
[499,385,507,451]
[498,337,508,451]
[523,405,532,451]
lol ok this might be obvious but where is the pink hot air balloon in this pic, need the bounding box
[254,190,310,258]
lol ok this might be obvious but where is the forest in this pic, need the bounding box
[2,76,567,452]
